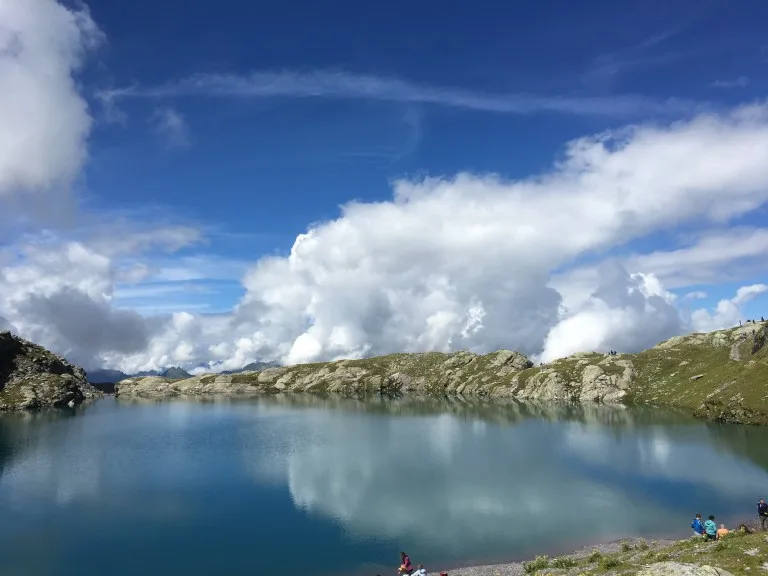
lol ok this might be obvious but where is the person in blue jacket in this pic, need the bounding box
[691,513,705,537]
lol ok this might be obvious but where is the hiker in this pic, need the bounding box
[412,564,427,576]
[691,513,705,537]
[704,515,717,540]
[716,524,729,540]
[398,551,413,575]
[758,498,768,531]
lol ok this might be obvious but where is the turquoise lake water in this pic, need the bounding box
[1,395,768,576]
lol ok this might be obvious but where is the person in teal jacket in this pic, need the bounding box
[704,515,717,540]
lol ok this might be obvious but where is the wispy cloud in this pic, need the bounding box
[113,282,213,300]
[151,107,191,149]
[680,290,707,301]
[710,76,750,89]
[332,106,423,165]
[581,29,683,89]
[101,69,707,119]
[119,302,213,316]
[628,227,768,288]
[555,227,768,300]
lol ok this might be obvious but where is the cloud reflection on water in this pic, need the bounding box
[242,397,768,552]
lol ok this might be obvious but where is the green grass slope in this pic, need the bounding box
[514,527,768,576]
[629,322,768,425]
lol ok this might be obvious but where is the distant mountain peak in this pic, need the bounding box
[161,367,192,380]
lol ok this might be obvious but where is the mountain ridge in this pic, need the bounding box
[86,361,280,384]
[115,320,768,425]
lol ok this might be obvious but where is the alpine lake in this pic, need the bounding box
[1,395,767,576]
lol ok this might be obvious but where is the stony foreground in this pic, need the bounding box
[432,526,767,576]
[0,331,102,410]
[116,321,768,425]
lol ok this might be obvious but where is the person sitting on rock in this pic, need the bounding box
[704,515,717,540]
[412,564,427,576]
[691,513,705,537]
[716,524,729,540]
[398,551,413,575]
[758,498,768,531]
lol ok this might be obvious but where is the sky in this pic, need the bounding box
[1,0,768,373]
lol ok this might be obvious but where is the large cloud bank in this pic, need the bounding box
[4,104,768,371]
[1,1,768,373]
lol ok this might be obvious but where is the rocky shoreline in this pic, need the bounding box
[429,520,766,576]
[440,536,677,576]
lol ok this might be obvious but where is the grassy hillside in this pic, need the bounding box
[507,527,768,576]
[629,323,768,424]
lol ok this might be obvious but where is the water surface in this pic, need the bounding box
[1,395,767,576]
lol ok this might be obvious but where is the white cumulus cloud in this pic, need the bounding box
[0,0,101,218]
[220,104,768,366]
[540,264,681,362]
[0,225,206,370]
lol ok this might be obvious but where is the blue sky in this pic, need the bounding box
[84,0,767,310]
[1,0,768,370]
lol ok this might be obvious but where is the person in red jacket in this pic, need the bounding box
[398,551,413,575]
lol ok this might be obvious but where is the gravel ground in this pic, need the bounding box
[426,537,679,576]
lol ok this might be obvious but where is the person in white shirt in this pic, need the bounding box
[412,564,427,576]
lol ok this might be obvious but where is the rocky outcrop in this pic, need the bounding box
[114,373,268,399]
[115,348,633,405]
[0,331,102,411]
[752,324,767,355]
